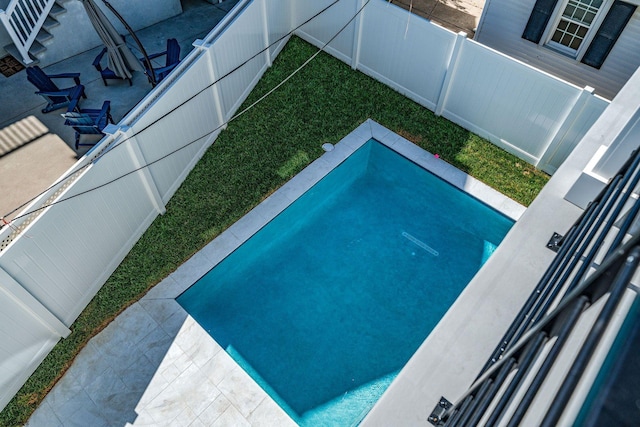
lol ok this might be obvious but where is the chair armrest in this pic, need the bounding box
[66,97,80,114]
[143,51,168,62]
[153,63,179,80]
[96,101,111,121]
[47,72,81,86]
[92,48,108,69]
[36,89,73,97]
[64,86,85,112]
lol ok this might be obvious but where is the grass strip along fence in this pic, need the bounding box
[0,36,548,426]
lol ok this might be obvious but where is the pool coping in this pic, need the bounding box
[140,119,526,424]
[29,120,526,427]
[185,120,525,279]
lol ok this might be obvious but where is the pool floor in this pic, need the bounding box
[178,141,513,425]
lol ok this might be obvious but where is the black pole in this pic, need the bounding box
[101,0,157,86]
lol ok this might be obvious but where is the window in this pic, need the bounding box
[522,0,637,68]
[548,0,603,54]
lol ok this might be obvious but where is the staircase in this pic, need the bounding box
[0,0,68,66]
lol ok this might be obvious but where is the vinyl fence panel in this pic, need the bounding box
[355,0,455,110]
[293,0,358,63]
[0,0,275,410]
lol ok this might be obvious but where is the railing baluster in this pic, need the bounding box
[432,148,640,426]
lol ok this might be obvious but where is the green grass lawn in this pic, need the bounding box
[0,36,549,426]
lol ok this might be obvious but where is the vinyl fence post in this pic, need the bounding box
[351,0,365,70]
[0,266,71,336]
[194,39,227,128]
[435,31,467,116]
[537,86,595,174]
[104,125,166,215]
[261,0,272,67]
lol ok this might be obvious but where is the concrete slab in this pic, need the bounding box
[0,129,77,221]
[391,0,485,36]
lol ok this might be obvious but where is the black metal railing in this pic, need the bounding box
[429,148,640,426]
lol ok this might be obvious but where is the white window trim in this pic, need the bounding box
[540,0,615,60]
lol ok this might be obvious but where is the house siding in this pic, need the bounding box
[475,0,640,99]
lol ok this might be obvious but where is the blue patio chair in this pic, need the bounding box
[63,97,113,150]
[26,65,86,113]
[141,38,181,84]
[93,47,133,86]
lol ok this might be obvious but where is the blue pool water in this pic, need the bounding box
[177,140,514,425]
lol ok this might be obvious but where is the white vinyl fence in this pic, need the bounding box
[0,0,291,410]
[0,0,611,411]
[294,0,610,175]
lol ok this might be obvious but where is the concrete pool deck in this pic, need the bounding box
[25,120,525,426]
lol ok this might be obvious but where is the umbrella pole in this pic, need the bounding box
[101,0,157,86]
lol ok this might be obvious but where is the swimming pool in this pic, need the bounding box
[178,137,514,425]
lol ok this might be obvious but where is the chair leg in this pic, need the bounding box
[75,132,80,150]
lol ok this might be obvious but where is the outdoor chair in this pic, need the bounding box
[62,97,113,150]
[26,65,86,113]
[93,47,133,86]
[141,38,180,84]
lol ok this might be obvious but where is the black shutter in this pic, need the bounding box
[522,0,561,43]
[582,1,637,69]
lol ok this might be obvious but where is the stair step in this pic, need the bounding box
[28,40,45,56]
[49,3,65,18]
[36,28,53,44]
[42,16,60,32]
[3,0,69,67]
[4,43,41,66]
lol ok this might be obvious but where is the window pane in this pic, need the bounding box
[570,37,582,49]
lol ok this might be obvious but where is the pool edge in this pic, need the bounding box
[144,119,527,426]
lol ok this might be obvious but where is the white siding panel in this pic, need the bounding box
[443,41,581,162]
[475,0,533,51]
[476,1,640,99]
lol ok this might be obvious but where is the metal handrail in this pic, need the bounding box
[430,147,640,426]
